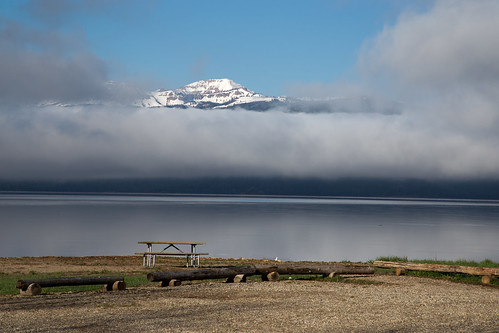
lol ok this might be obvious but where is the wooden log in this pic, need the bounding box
[170,279,182,287]
[147,266,257,283]
[373,261,499,277]
[254,263,374,276]
[16,276,125,291]
[266,271,280,282]
[225,275,247,283]
[159,279,182,287]
[233,274,246,283]
[20,283,42,296]
[109,280,127,291]
[148,263,373,285]
[395,268,406,276]
[481,276,491,284]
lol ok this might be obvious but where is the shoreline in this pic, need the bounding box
[1,256,498,332]
[1,258,498,332]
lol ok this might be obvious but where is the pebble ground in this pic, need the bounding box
[1,275,498,332]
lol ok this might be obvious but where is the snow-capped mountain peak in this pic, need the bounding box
[141,78,284,109]
[183,78,243,93]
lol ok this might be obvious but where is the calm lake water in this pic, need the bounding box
[1,194,498,262]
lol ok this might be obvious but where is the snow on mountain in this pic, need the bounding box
[141,78,285,109]
[36,78,400,114]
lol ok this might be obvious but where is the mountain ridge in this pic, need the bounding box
[141,78,285,110]
[140,78,401,114]
[37,78,401,114]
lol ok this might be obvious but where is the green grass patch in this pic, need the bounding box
[372,256,408,263]
[124,275,150,288]
[373,257,499,286]
[0,277,20,296]
[407,270,499,286]
[374,257,499,268]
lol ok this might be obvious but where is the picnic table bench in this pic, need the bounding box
[135,241,208,268]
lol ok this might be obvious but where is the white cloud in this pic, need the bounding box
[1,105,498,180]
[1,0,499,181]
[360,0,499,96]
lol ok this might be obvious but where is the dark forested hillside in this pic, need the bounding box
[1,178,498,200]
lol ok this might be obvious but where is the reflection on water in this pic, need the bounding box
[1,194,498,262]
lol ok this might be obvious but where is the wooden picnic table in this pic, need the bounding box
[136,241,208,268]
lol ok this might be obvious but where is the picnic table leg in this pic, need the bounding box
[147,243,153,268]
[190,244,197,267]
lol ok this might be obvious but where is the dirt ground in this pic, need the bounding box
[1,256,498,332]
[0,255,277,275]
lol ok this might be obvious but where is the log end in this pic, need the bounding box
[112,280,126,291]
[266,271,280,282]
[169,279,181,287]
[226,274,248,283]
[233,274,247,283]
[481,275,491,284]
[16,281,25,290]
[160,279,181,287]
[20,283,41,296]
[395,268,406,276]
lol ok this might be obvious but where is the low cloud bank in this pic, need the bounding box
[0,104,498,180]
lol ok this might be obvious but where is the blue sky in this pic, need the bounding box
[1,0,431,96]
[1,0,499,181]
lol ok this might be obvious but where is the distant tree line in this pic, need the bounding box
[1,177,499,199]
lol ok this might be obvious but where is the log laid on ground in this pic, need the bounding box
[262,271,280,282]
[253,263,375,276]
[482,275,492,284]
[160,279,181,287]
[110,280,127,291]
[16,276,126,291]
[373,261,499,277]
[232,274,247,283]
[20,283,42,296]
[148,263,374,285]
[147,266,257,284]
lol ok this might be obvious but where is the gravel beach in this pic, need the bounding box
[2,274,498,332]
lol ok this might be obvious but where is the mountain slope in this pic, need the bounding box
[141,78,285,110]
[37,78,400,114]
[140,78,401,114]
